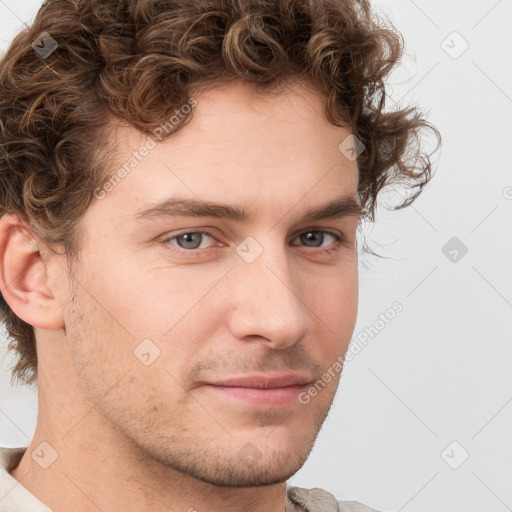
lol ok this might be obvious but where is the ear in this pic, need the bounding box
[0,213,65,330]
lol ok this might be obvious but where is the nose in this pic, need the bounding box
[227,238,313,350]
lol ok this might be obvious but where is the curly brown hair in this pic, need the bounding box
[0,0,440,386]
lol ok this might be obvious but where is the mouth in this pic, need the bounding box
[198,373,313,409]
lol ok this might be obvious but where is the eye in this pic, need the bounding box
[161,228,346,253]
[291,229,344,252]
[163,230,216,250]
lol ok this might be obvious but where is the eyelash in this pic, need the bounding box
[162,228,347,256]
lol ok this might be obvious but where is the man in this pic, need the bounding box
[0,0,439,511]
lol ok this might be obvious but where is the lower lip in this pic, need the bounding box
[202,384,306,408]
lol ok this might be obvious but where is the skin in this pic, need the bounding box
[2,78,361,512]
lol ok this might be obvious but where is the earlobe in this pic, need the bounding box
[0,214,65,330]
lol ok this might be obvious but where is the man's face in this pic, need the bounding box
[60,79,360,486]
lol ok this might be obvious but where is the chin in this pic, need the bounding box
[188,447,311,488]
[140,429,315,488]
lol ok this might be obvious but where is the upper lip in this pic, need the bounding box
[203,373,313,389]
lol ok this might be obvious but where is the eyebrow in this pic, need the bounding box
[132,195,362,224]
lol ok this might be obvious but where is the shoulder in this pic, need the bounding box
[337,500,383,512]
[0,446,53,511]
[287,486,383,512]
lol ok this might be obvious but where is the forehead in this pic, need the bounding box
[91,80,359,226]
[108,78,352,159]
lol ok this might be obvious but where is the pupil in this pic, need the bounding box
[303,231,322,247]
[180,233,201,249]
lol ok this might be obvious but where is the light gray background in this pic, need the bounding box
[1,1,511,511]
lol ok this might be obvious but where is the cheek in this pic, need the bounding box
[89,252,228,342]
[67,258,219,395]
[65,284,134,401]
[308,258,358,312]
[301,262,358,362]
[64,282,198,429]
